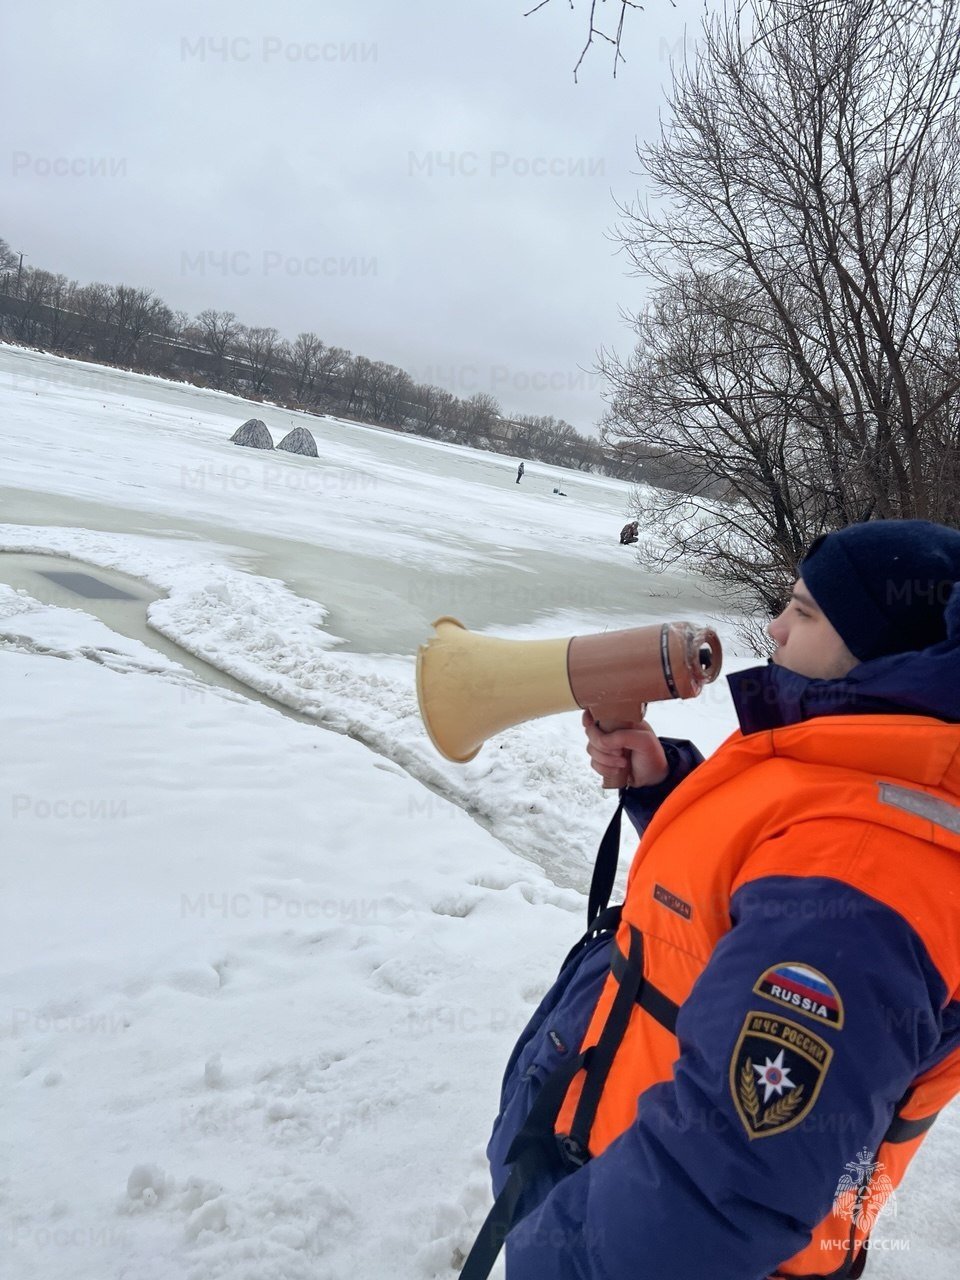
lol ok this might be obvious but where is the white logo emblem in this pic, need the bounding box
[752,1050,796,1103]
[832,1150,896,1229]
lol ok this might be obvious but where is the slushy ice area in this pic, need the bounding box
[0,551,320,722]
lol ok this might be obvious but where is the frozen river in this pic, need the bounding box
[0,345,727,659]
[0,342,750,892]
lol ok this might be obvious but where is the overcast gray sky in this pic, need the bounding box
[3,0,706,433]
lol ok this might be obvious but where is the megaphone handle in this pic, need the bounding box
[594,715,643,791]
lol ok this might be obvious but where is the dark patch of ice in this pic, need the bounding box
[38,570,139,600]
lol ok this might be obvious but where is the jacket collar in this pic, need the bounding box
[728,664,897,734]
[729,642,960,737]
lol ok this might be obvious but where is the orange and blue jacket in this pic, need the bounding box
[487,654,960,1280]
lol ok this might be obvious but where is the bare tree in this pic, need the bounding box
[409,383,458,436]
[236,325,287,395]
[67,280,114,357]
[40,273,73,351]
[455,391,503,445]
[0,238,17,290]
[10,269,77,352]
[195,309,241,388]
[289,331,326,403]
[311,345,351,407]
[344,355,374,418]
[370,363,415,424]
[344,357,416,424]
[602,0,960,619]
[6,268,51,343]
[105,285,171,366]
[169,310,192,343]
[517,413,573,456]
[563,429,605,471]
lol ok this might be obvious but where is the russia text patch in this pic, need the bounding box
[730,1012,833,1139]
[753,962,844,1028]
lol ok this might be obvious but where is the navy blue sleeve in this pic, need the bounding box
[622,738,704,835]
[503,875,945,1280]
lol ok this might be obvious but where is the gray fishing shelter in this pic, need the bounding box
[230,419,273,449]
[277,427,318,457]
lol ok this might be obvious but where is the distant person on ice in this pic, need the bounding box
[516,462,525,484]
[619,520,639,545]
[470,520,960,1280]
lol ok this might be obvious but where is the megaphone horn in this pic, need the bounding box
[416,616,722,765]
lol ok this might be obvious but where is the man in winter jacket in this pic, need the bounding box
[480,519,960,1280]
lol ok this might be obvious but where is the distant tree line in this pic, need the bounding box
[0,237,663,483]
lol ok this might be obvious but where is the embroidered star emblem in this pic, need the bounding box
[753,1050,795,1103]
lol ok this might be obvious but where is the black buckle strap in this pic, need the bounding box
[567,925,644,1156]
[559,904,623,974]
[881,1084,939,1144]
[610,942,680,1034]
[882,1109,938,1143]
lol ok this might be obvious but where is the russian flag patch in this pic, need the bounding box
[753,962,844,1029]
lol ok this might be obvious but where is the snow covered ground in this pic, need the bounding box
[0,344,955,1278]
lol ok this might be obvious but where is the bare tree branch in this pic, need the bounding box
[525,0,673,81]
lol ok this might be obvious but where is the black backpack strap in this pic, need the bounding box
[559,904,623,973]
[587,793,625,926]
[611,940,680,1033]
[459,1047,592,1280]
[882,1109,938,1142]
[459,799,634,1279]
[557,794,628,974]
[881,1084,939,1143]
[565,924,645,1162]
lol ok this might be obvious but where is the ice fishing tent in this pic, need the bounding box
[277,427,318,457]
[230,419,273,449]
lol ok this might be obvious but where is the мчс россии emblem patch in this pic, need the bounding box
[730,1011,833,1139]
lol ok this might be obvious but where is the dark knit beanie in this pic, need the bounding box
[800,519,960,661]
